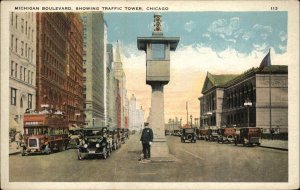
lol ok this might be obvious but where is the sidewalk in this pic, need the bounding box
[9,141,22,155]
[260,139,288,151]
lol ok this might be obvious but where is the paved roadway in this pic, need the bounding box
[9,133,287,182]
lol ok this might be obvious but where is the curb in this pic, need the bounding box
[259,146,288,151]
[9,151,21,155]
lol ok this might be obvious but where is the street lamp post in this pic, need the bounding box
[244,98,252,127]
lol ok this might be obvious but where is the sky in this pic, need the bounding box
[104,11,288,124]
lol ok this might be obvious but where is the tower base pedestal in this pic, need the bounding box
[150,138,177,162]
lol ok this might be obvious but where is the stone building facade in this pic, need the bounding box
[65,13,84,127]
[36,13,84,127]
[9,12,37,132]
[36,13,69,112]
[81,13,107,127]
[114,42,127,128]
[106,43,118,128]
[199,65,288,134]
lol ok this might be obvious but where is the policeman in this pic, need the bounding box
[140,124,153,160]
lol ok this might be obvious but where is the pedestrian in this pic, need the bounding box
[140,124,153,161]
[270,128,275,140]
[15,131,21,149]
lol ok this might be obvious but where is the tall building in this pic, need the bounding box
[9,12,37,132]
[199,56,288,135]
[36,13,69,112]
[65,13,84,128]
[36,13,84,128]
[114,41,127,128]
[106,44,117,128]
[81,13,107,127]
[129,94,145,131]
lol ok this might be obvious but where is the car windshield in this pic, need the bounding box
[185,128,194,133]
[84,130,102,136]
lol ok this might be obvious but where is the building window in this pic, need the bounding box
[21,41,24,56]
[15,38,18,53]
[10,61,14,76]
[11,35,14,49]
[15,63,18,78]
[24,68,26,81]
[21,19,24,33]
[31,72,33,84]
[28,70,30,83]
[20,98,23,108]
[20,66,22,79]
[11,88,17,105]
[25,43,27,57]
[31,50,33,62]
[25,21,27,35]
[152,43,165,59]
[28,94,32,109]
[15,15,18,29]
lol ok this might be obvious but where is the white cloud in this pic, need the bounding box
[120,43,288,122]
[184,20,195,32]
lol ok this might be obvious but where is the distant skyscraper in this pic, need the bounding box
[106,43,117,127]
[114,42,127,128]
[129,94,145,131]
[9,12,37,132]
[81,13,107,127]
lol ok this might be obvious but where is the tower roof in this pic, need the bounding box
[115,40,122,63]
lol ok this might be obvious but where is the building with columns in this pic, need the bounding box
[9,12,37,132]
[199,64,288,134]
[81,13,107,127]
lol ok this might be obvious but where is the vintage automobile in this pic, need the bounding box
[217,127,236,143]
[68,128,82,149]
[206,128,219,142]
[181,128,196,143]
[22,111,69,156]
[120,128,126,144]
[123,128,130,139]
[107,127,122,150]
[77,127,111,160]
[234,127,261,146]
[198,129,209,140]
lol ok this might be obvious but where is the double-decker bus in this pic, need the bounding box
[22,111,69,155]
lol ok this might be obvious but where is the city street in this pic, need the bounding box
[10,133,288,182]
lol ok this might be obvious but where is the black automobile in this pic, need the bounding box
[181,128,196,143]
[107,127,121,150]
[77,127,111,160]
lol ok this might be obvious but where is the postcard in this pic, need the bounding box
[1,1,299,190]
